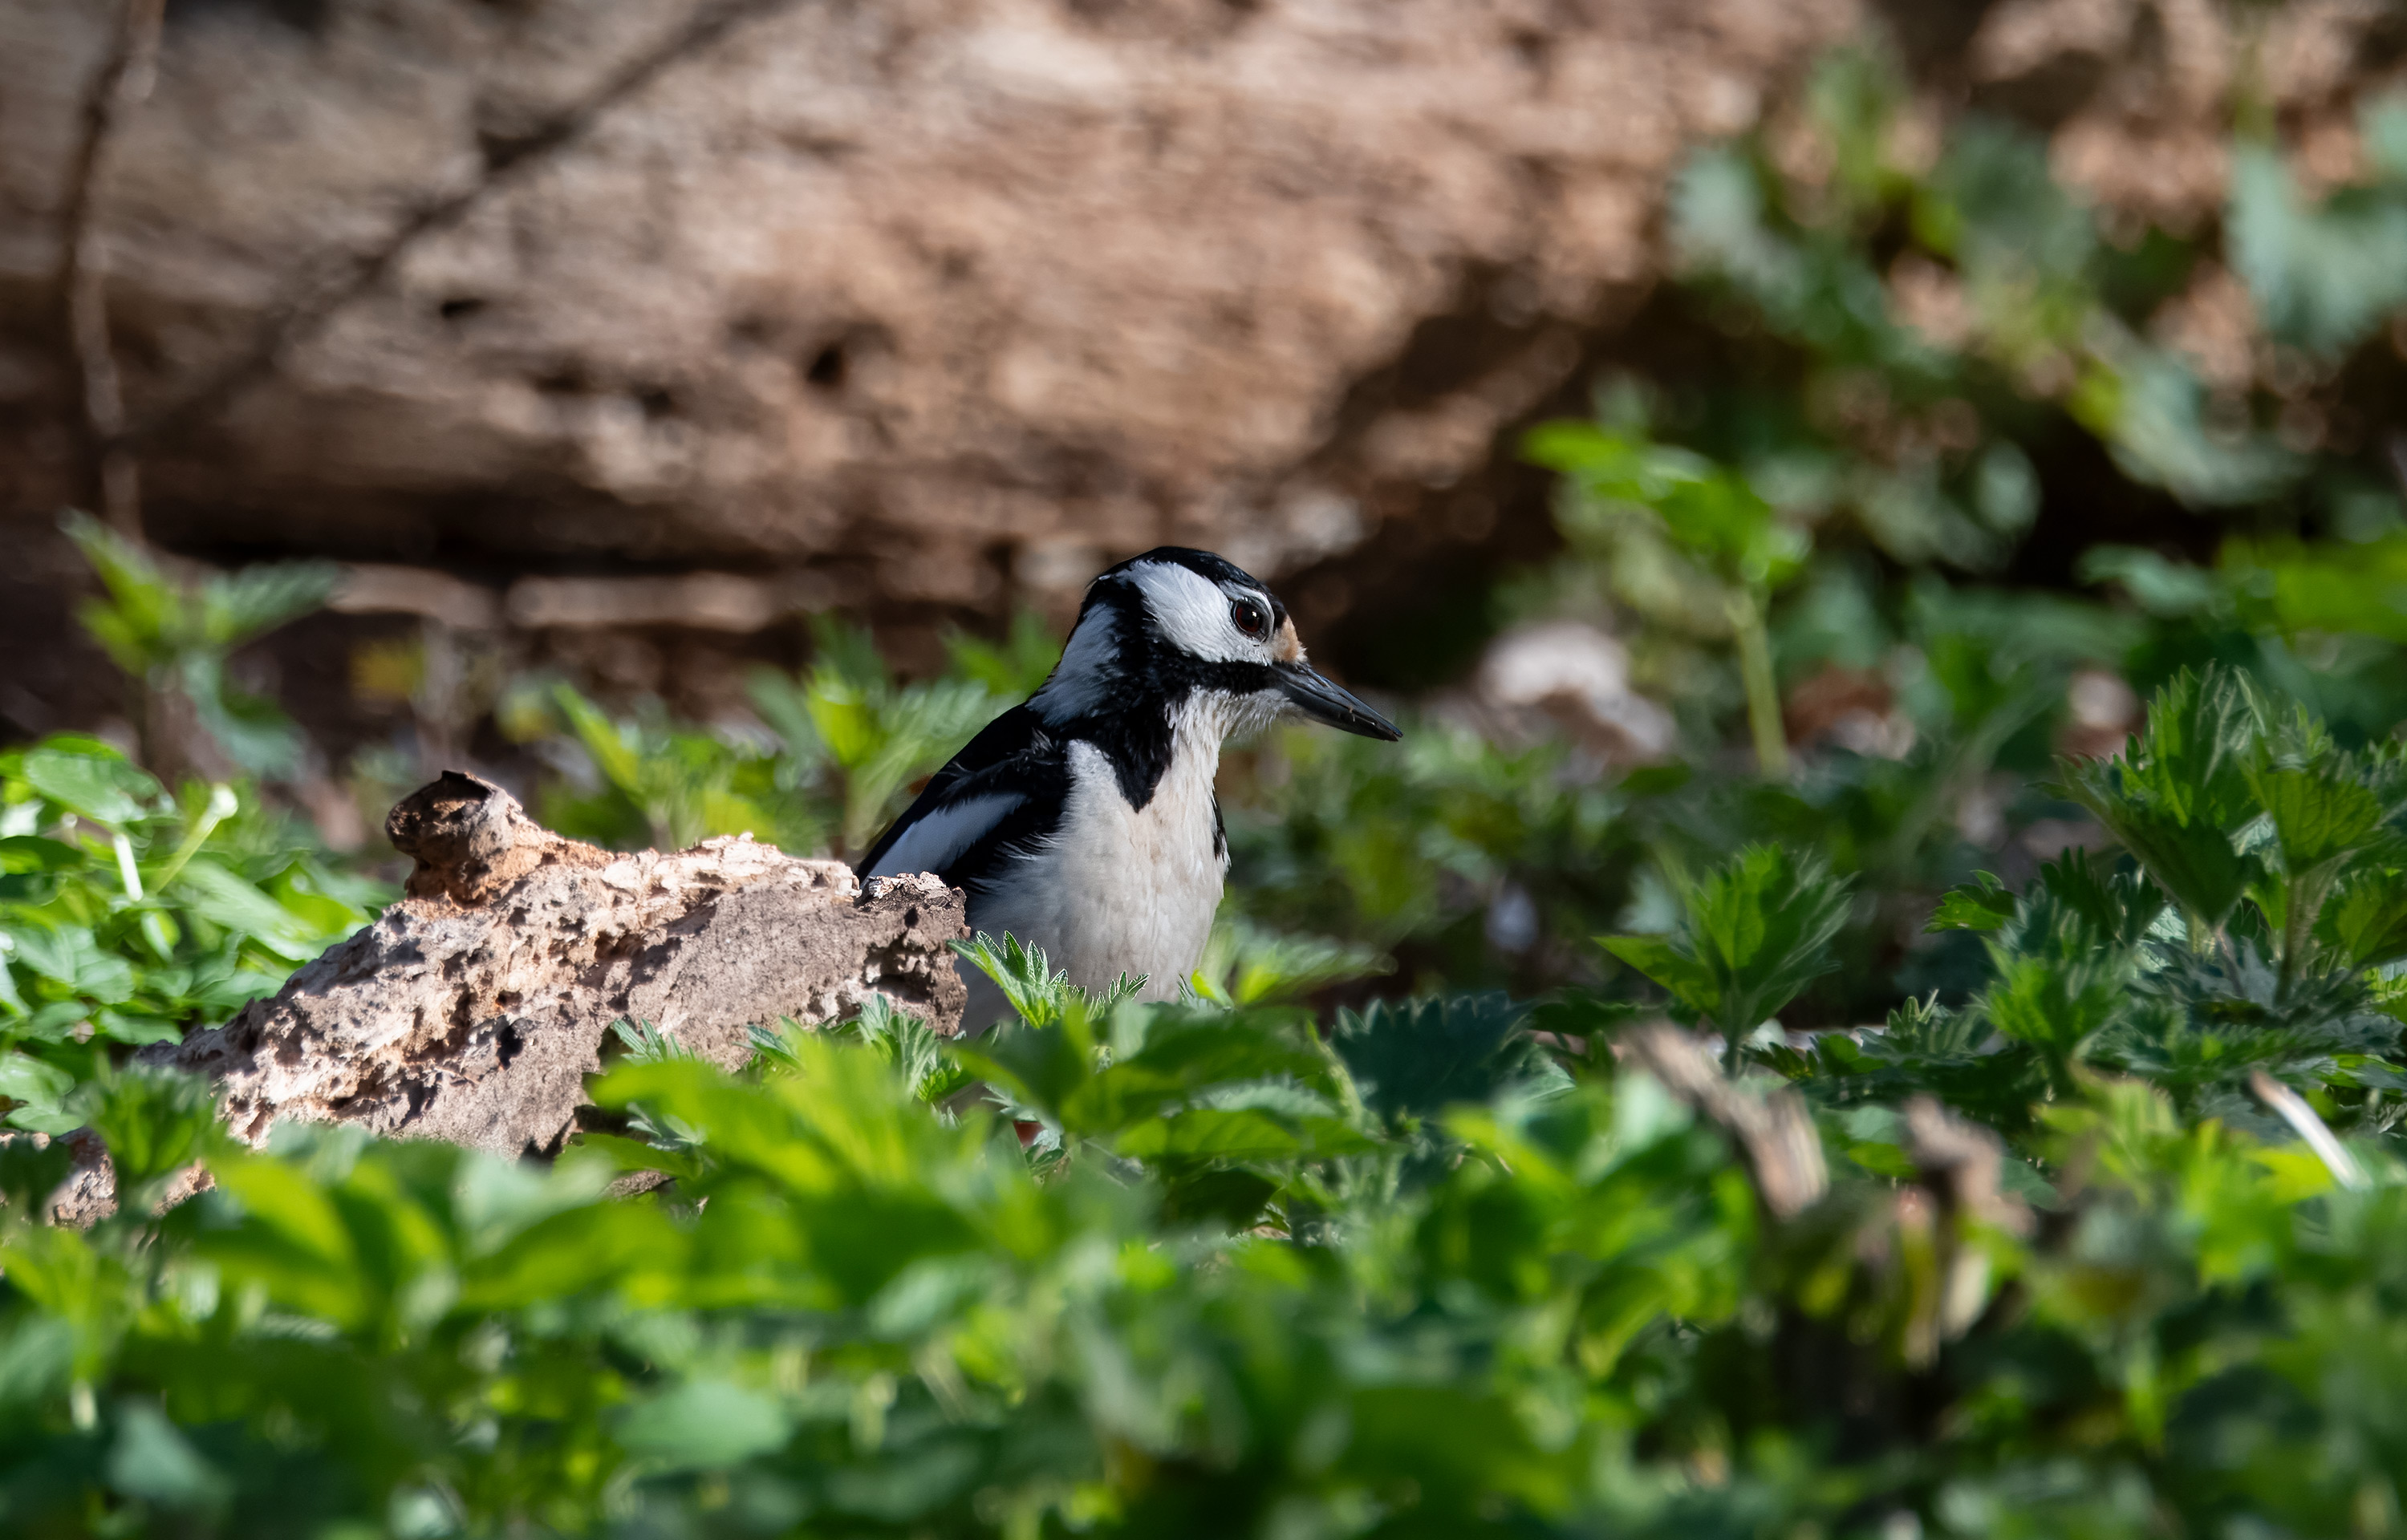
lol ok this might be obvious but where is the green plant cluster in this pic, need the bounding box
[0,738,383,1134]
[1220,43,2407,1003]
[4,666,2406,1538]
[520,616,1062,862]
[14,26,2407,1539]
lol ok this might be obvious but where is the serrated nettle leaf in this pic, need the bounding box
[2316,863,2407,968]
[949,1019,1092,1121]
[2245,762,2388,874]
[2024,849,2168,952]
[2064,768,2255,930]
[1929,871,2017,932]
[1605,845,1850,1044]
[609,1016,699,1064]
[1199,918,1390,1007]
[1979,952,2125,1060]
[1061,1017,1327,1136]
[1602,934,1722,1020]
[951,932,1085,1030]
[1329,993,1544,1128]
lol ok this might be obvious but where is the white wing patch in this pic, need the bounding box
[1030,604,1118,723]
[1126,561,1256,663]
[864,792,1025,879]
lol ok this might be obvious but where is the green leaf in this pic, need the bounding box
[2246,764,2386,876]
[552,685,647,800]
[2318,862,2407,968]
[0,836,86,873]
[1928,872,2018,933]
[1061,1011,1327,1137]
[0,1053,76,1133]
[2076,800,2253,932]
[10,926,135,1005]
[1602,934,1722,1019]
[2229,141,2407,356]
[1329,994,1549,1127]
[1111,1108,1373,1161]
[2063,667,2267,926]
[952,932,1089,1030]
[1605,845,1851,1039]
[198,561,339,650]
[83,1067,225,1194]
[943,609,1061,698]
[613,1380,792,1471]
[107,1400,230,1510]
[19,743,160,828]
[1196,916,1390,1006]
[1981,953,2124,1057]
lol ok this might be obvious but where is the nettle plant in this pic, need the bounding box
[1598,666,2407,1127]
[0,738,382,1133]
[7,668,2407,1539]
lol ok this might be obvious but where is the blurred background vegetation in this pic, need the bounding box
[14,6,2407,1535]
[13,24,2407,1040]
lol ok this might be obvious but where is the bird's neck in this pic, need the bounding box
[1068,691,1232,814]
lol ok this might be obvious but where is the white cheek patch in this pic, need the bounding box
[865,792,1025,878]
[1127,561,1256,663]
[1031,605,1118,722]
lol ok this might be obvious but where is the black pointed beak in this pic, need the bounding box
[1275,663,1402,740]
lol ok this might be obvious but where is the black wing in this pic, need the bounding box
[854,705,1070,895]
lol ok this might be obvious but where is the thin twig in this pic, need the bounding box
[55,0,168,540]
[2249,1068,2367,1191]
[115,0,809,455]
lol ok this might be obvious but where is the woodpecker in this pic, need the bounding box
[858,547,1401,1027]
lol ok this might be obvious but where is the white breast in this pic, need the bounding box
[964,703,1231,1022]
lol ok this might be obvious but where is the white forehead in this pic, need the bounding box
[1124,560,1264,663]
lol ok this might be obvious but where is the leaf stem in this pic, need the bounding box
[1728,588,1788,779]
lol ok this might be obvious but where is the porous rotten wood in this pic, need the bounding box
[154,772,968,1159]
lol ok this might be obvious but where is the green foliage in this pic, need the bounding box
[2226,97,2407,357]
[501,614,1059,863]
[1604,843,1852,1062]
[9,674,2407,1534]
[25,31,2407,1540]
[1527,416,1806,772]
[751,618,1037,859]
[1191,916,1390,1007]
[1928,870,2016,932]
[63,513,337,778]
[541,686,802,854]
[0,737,382,1131]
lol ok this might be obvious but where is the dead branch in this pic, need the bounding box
[55,0,167,540]
[1617,1022,1829,1219]
[116,0,810,456]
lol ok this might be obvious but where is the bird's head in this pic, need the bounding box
[1028,548,1402,742]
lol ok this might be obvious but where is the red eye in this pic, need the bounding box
[1231,598,1268,638]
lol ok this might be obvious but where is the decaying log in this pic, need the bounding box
[150,772,968,1161]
